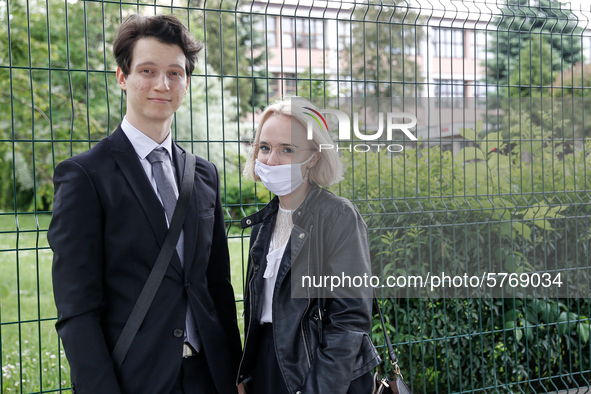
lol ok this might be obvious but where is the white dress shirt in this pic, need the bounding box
[120,117,185,262]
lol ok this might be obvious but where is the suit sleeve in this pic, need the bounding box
[301,207,373,394]
[205,163,243,375]
[48,159,122,394]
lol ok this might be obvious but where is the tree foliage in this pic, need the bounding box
[1,0,257,211]
[507,38,556,97]
[342,3,424,97]
[1,0,121,211]
[485,0,582,97]
[190,0,268,114]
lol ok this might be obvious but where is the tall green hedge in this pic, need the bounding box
[336,112,591,392]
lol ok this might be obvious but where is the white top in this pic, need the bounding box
[260,206,293,323]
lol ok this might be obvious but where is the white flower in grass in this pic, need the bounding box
[2,364,12,379]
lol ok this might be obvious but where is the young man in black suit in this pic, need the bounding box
[48,14,242,394]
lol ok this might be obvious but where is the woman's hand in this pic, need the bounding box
[237,382,246,394]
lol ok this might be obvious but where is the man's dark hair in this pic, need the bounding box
[113,14,203,77]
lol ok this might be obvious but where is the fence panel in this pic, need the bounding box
[1,0,590,393]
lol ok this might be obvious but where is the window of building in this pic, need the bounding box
[282,18,294,48]
[338,21,351,51]
[474,31,489,60]
[473,83,496,108]
[282,17,324,49]
[255,16,277,48]
[266,73,297,99]
[268,73,280,100]
[433,28,464,58]
[267,17,277,47]
[434,79,465,108]
[284,72,297,94]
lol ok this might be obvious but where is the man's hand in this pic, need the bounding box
[237,382,246,394]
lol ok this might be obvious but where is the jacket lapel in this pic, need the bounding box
[172,142,185,187]
[108,126,183,276]
[172,143,199,275]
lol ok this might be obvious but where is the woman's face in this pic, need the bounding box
[257,114,316,173]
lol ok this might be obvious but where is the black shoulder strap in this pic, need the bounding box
[112,152,196,368]
[374,297,398,365]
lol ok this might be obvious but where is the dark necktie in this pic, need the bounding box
[146,146,201,352]
[146,147,177,224]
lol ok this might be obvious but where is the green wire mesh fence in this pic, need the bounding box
[2,0,591,392]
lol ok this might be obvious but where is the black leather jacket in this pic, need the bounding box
[237,186,381,394]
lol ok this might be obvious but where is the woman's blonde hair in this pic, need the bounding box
[243,97,344,187]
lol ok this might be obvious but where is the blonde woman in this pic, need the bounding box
[237,98,380,394]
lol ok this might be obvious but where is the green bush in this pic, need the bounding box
[221,170,270,235]
[370,297,591,394]
[336,118,591,392]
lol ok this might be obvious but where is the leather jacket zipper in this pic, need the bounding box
[300,224,314,368]
[237,263,257,385]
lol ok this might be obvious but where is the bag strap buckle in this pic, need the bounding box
[391,360,403,380]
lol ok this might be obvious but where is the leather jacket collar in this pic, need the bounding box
[241,184,323,230]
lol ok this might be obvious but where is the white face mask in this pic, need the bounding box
[255,154,315,196]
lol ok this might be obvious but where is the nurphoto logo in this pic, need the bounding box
[302,104,418,153]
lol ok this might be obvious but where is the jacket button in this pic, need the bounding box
[173,329,184,338]
[185,280,191,288]
[296,391,302,394]
[297,211,301,216]
[246,219,252,225]
[299,233,305,239]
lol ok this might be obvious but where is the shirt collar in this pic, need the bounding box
[121,116,174,161]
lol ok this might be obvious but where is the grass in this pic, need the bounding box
[0,213,251,394]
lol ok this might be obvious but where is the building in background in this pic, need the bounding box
[247,0,496,153]
[246,0,591,154]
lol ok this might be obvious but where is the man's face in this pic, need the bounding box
[116,37,189,133]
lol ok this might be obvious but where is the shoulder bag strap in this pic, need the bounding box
[374,297,414,394]
[373,297,398,365]
[112,152,196,368]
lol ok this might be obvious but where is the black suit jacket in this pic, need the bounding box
[48,126,242,394]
